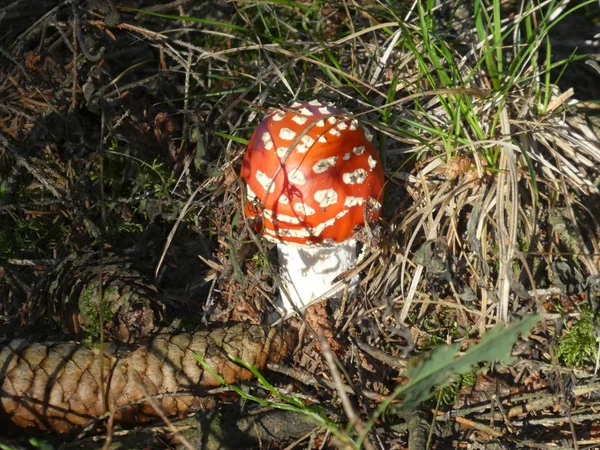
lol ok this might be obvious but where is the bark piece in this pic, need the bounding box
[304,302,344,356]
[174,407,319,450]
[0,323,294,433]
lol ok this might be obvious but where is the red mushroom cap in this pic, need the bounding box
[240,101,384,245]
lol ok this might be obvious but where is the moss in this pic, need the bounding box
[78,283,115,340]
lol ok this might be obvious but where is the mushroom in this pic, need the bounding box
[240,100,385,319]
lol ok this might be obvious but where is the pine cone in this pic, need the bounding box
[0,323,295,433]
[34,252,164,342]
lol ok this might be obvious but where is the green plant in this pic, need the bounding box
[29,439,53,450]
[0,215,64,258]
[437,371,478,406]
[358,314,540,446]
[0,439,54,450]
[251,251,271,270]
[557,315,598,368]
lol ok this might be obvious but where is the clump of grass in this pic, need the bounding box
[355,0,600,330]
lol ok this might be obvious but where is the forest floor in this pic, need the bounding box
[1,0,600,449]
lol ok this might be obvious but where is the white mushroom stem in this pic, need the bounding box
[272,239,358,320]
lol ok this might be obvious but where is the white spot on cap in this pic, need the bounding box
[318,107,330,115]
[276,213,302,224]
[349,119,358,130]
[317,135,327,143]
[310,209,349,236]
[279,128,297,140]
[296,135,315,153]
[353,146,366,155]
[291,101,302,108]
[293,202,316,216]
[337,122,348,130]
[343,153,351,160]
[315,120,325,127]
[368,155,378,170]
[343,168,368,185]
[272,112,286,121]
[292,115,308,125]
[327,116,337,125]
[279,194,290,204]
[276,147,289,159]
[313,156,337,173]
[264,227,309,239]
[261,132,274,150]
[328,128,341,137]
[364,127,374,142]
[263,209,350,239]
[288,169,306,186]
[309,100,321,106]
[256,170,276,192]
[300,107,313,116]
[314,189,339,208]
[344,196,366,207]
[368,197,382,210]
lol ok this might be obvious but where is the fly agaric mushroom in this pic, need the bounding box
[240,100,384,319]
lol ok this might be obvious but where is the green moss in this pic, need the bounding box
[78,283,115,340]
